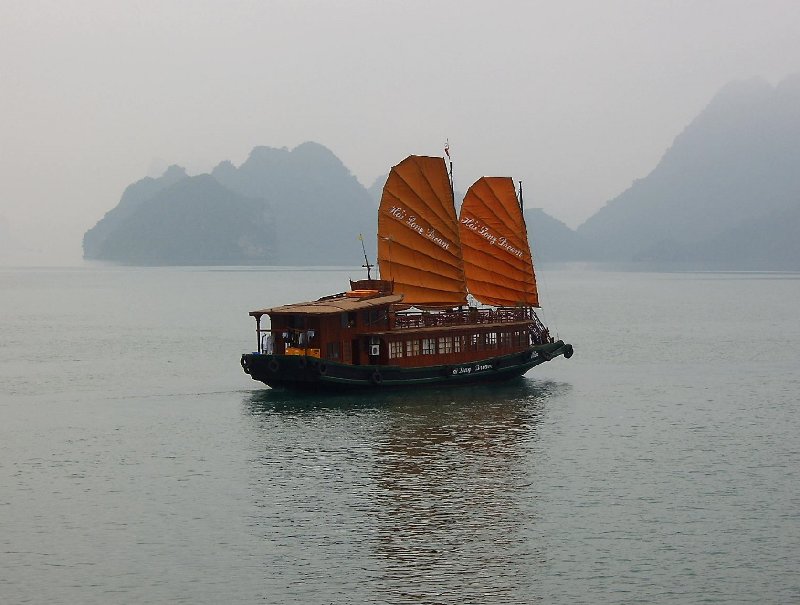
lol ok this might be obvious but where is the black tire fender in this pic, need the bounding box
[268,359,280,373]
[240,355,251,375]
[371,370,383,385]
[318,362,328,375]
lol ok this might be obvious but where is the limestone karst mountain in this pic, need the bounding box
[577,74,800,268]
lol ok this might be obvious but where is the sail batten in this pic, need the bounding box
[459,177,539,307]
[378,156,468,307]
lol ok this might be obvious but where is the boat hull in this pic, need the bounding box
[241,341,573,391]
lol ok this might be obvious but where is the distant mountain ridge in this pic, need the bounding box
[83,165,188,260]
[577,74,800,268]
[525,208,587,263]
[84,142,376,266]
[210,142,376,265]
[84,76,800,268]
[89,175,275,265]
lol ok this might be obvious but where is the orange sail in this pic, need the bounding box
[459,177,539,307]
[378,156,468,306]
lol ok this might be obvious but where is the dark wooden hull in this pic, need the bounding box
[241,340,573,391]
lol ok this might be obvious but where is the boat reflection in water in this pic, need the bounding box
[245,378,570,601]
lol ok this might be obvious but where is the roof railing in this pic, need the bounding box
[392,306,535,330]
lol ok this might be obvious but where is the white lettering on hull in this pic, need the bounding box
[451,363,494,376]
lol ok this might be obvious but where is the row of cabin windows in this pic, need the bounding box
[324,331,528,361]
[388,331,528,359]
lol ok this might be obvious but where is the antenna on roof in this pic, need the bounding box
[358,233,373,279]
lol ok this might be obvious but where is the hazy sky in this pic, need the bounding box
[2,0,799,263]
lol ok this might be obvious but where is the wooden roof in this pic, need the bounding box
[250,293,403,317]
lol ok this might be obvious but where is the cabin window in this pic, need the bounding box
[347,312,357,328]
[471,333,483,351]
[389,341,403,359]
[486,332,498,348]
[363,308,386,327]
[438,336,452,354]
[499,331,512,347]
[406,340,420,357]
[422,338,436,355]
[327,342,340,360]
[454,336,463,353]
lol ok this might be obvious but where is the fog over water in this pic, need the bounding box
[2,1,800,264]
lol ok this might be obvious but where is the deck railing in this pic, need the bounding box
[392,306,537,330]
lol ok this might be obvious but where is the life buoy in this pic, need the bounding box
[240,355,251,374]
[268,359,280,373]
[371,370,383,385]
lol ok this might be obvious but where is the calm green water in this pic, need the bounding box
[1,266,798,604]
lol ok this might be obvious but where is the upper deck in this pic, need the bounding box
[391,306,538,330]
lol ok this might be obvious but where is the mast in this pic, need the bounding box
[358,233,373,280]
[445,139,453,193]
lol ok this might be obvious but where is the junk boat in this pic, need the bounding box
[240,154,573,389]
